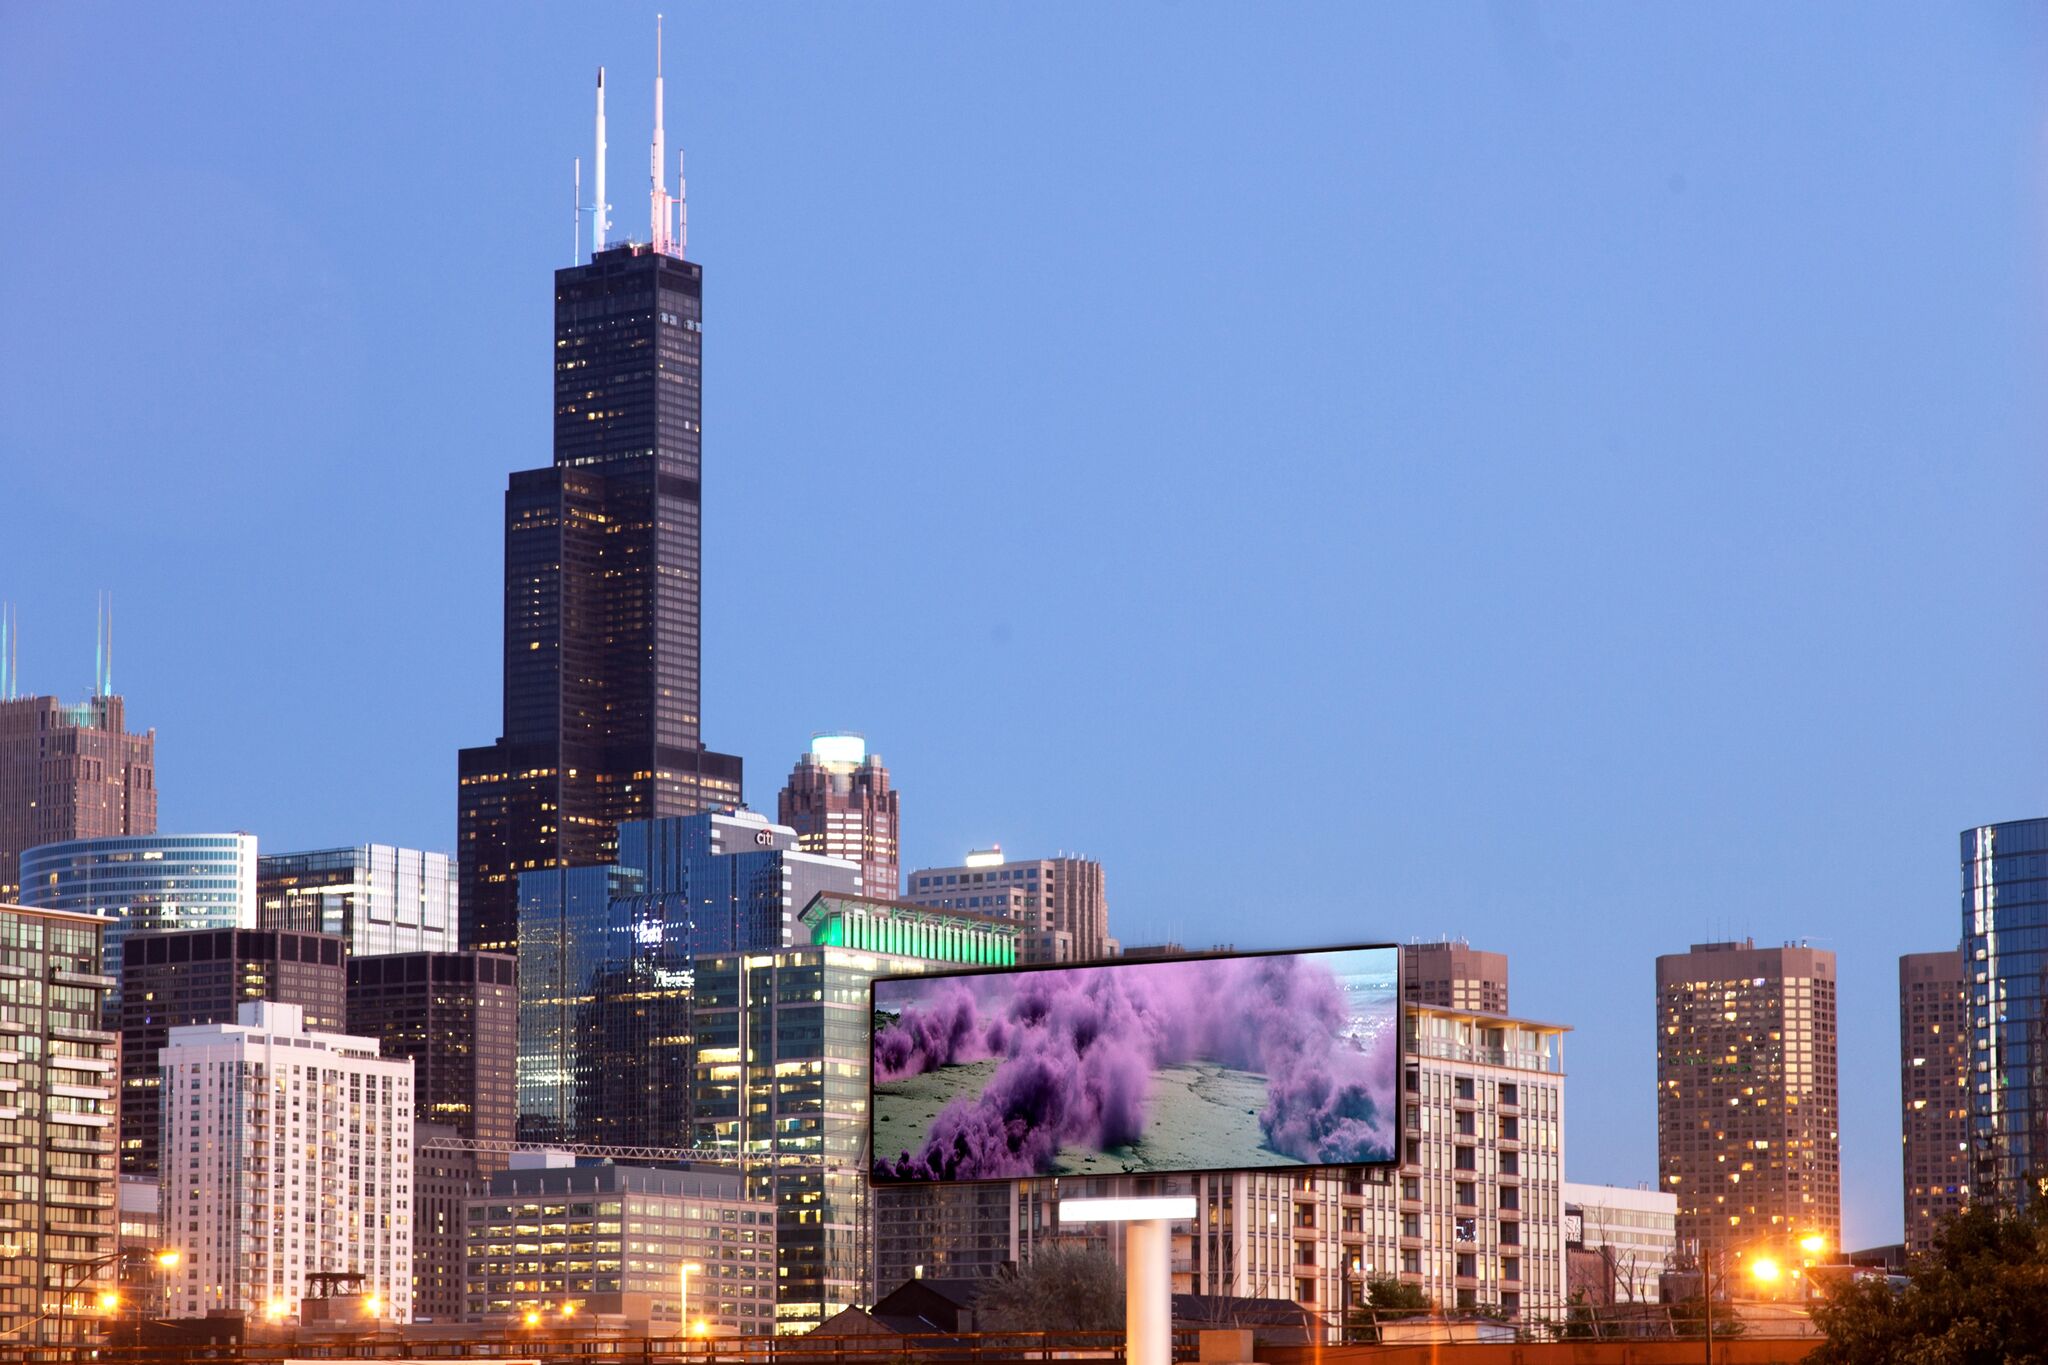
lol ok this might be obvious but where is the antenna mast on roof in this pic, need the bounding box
[650,16,670,252]
[593,68,610,255]
[573,157,582,265]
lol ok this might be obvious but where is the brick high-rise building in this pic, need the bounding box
[1899,948,1968,1258]
[457,73,744,955]
[903,848,1116,963]
[1655,939,1839,1274]
[118,926,347,1176]
[1404,940,1510,1014]
[0,693,155,900]
[347,951,516,1149]
[777,734,899,896]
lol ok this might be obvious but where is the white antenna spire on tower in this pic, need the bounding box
[103,592,112,697]
[573,157,582,265]
[651,15,670,252]
[677,147,687,258]
[593,67,610,255]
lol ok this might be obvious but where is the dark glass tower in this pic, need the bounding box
[459,243,743,952]
[1963,818,2048,1210]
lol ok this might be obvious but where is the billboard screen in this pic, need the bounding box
[870,943,1399,1184]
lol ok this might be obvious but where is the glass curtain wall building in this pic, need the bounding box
[514,811,861,1146]
[258,845,457,956]
[18,832,257,987]
[1963,819,2048,1209]
[692,902,1016,1333]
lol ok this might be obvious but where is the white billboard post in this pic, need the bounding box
[1058,1196,1196,1365]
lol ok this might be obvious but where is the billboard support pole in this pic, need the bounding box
[1059,1196,1195,1365]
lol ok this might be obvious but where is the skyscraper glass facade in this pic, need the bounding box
[258,844,457,956]
[692,913,1014,1333]
[513,811,863,1146]
[18,832,257,987]
[1963,818,2048,1209]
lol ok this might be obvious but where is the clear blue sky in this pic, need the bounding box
[3,3,2044,1249]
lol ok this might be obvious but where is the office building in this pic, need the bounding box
[457,101,747,955]
[463,1158,775,1334]
[1404,940,1510,1014]
[516,811,860,1145]
[1962,818,2048,1211]
[258,846,457,957]
[1562,1182,1678,1304]
[1899,948,1968,1257]
[0,691,155,901]
[0,902,119,1344]
[876,997,1571,1329]
[903,848,1116,963]
[694,899,1019,1332]
[18,833,257,988]
[412,1123,487,1323]
[160,1001,413,1323]
[118,926,347,1176]
[347,952,516,1150]
[776,734,899,896]
[1655,939,1840,1273]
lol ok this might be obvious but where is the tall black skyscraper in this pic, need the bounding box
[459,61,742,952]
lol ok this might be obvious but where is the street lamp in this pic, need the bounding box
[677,1261,703,1339]
[0,1245,184,1346]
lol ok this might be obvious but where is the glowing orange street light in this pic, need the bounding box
[154,1251,181,1270]
[97,1292,120,1313]
[691,1320,710,1337]
[561,1302,577,1318]
[1799,1233,1827,1257]
[524,1310,543,1329]
[363,1294,383,1318]
[1749,1256,1782,1284]
[266,1299,289,1322]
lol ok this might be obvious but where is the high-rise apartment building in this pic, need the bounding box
[0,693,155,900]
[19,833,257,987]
[1655,939,1840,1272]
[694,901,1018,1332]
[903,848,1116,963]
[0,903,119,1344]
[258,846,457,957]
[457,146,744,954]
[346,951,516,1148]
[876,997,1572,1328]
[1404,940,1509,1014]
[462,1159,776,1334]
[1961,818,2048,1211]
[118,927,347,1176]
[1899,948,1968,1257]
[516,811,861,1144]
[777,734,900,896]
[160,1001,414,1323]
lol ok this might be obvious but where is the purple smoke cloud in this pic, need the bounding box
[873,952,1396,1181]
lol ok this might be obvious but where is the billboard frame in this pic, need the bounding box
[866,938,1402,1186]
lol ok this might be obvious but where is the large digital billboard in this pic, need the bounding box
[870,943,1399,1184]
